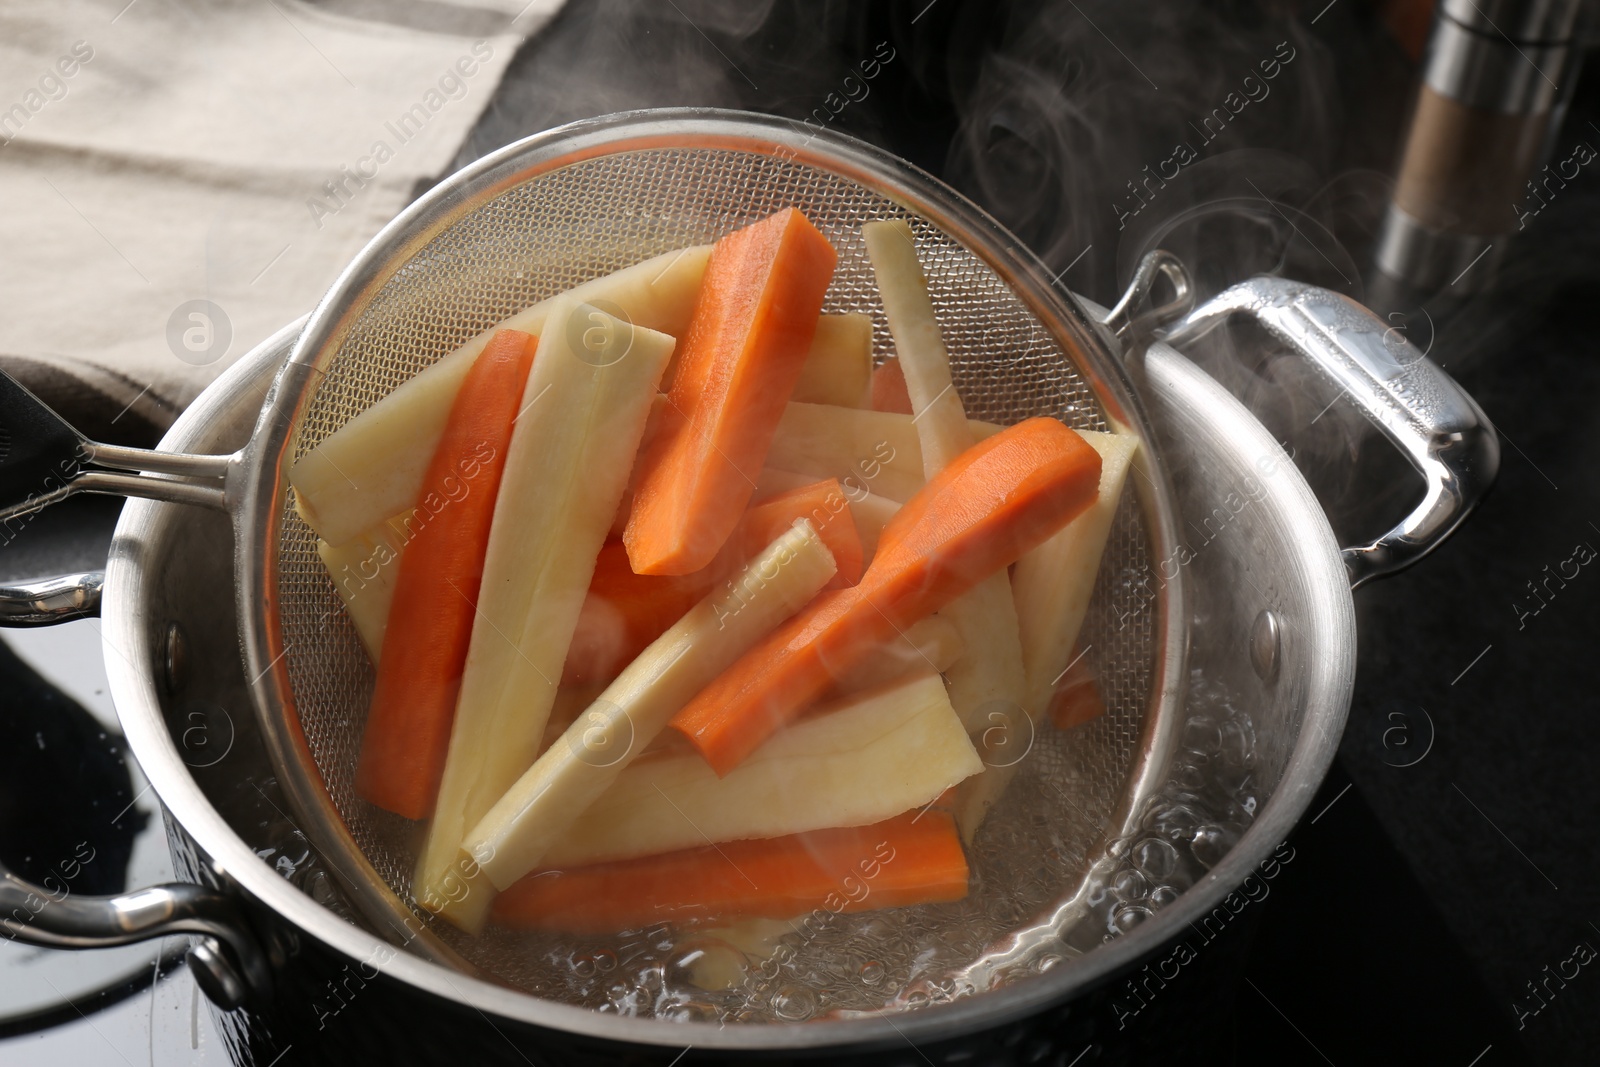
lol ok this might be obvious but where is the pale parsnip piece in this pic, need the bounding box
[766,401,1001,503]
[753,467,900,561]
[827,614,963,695]
[864,218,1030,736]
[1014,431,1139,716]
[791,312,873,407]
[414,301,676,932]
[290,246,712,546]
[954,430,1138,842]
[541,671,981,869]
[466,523,839,891]
[317,522,404,659]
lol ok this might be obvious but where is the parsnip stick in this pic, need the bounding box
[317,522,404,659]
[413,301,675,932]
[291,246,712,546]
[954,430,1138,841]
[792,312,873,407]
[864,218,1030,735]
[541,670,981,869]
[466,522,838,891]
[766,400,1001,503]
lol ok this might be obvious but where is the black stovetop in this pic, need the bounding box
[2,2,1597,1064]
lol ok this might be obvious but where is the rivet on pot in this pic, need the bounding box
[163,621,189,694]
[1250,609,1281,682]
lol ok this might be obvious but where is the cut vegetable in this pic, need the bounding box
[356,329,537,819]
[955,430,1137,842]
[570,480,862,686]
[1012,431,1139,717]
[545,670,979,868]
[465,523,839,891]
[754,468,899,562]
[291,246,712,547]
[824,615,963,697]
[870,357,914,415]
[1048,651,1106,731]
[317,523,405,659]
[626,209,838,575]
[414,301,676,932]
[792,312,873,407]
[864,218,1030,736]
[739,478,863,588]
[563,542,719,686]
[492,806,970,934]
[671,417,1103,775]
[766,401,1002,503]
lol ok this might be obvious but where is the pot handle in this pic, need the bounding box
[1158,271,1500,588]
[0,574,271,1008]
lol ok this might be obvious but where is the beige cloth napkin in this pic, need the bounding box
[0,0,562,441]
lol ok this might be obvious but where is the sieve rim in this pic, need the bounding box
[233,107,1211,1048]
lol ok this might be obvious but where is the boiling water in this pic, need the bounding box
[413,667,1264,1023]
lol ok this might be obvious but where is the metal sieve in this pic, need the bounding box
[241,110,1187,994]
[0,109,1495,1053]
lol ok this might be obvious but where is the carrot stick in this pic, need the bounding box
[490,807,969,934]
[871,357,914,414]
[355,329,537,819]
[1048,650,1106,731]
[738,478,863,588]
[625,209,838,575]
[562,543,717,686]
[670,417,1102,775]
[565,478,864,686]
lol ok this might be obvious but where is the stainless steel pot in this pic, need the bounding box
[0,109,1496,1057]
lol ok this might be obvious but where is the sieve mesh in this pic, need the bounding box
[275,145,1159,1012]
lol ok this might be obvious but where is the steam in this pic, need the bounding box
[463,0,1438,541]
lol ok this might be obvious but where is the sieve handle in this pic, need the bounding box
[0,368,237,525]
[1160,277,1500,588]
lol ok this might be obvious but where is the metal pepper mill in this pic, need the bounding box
[1374,0,1587,294]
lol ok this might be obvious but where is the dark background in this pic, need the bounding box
[4,1,1598,1063]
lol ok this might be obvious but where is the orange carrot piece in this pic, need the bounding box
[565,479,863,685]
[871,357,914,414]
[562,543,719,686]
[491,807,969,934]
[355,329,537,819]
[625,209,838,575]
[671,418,1101,775]
[738,478,863,588]
[1048,651,1106,731]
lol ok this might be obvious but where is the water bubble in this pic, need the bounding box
[1148,885,1181,909]
[1218,718,1254,767]
[1112,904,1153,934]
[1189,824,1237,869]
[1111,869,1149,902]
[1181,715,1221,754]
[859,960,886,985]
[773,984,818,1020]
[1131,837,1179,882]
